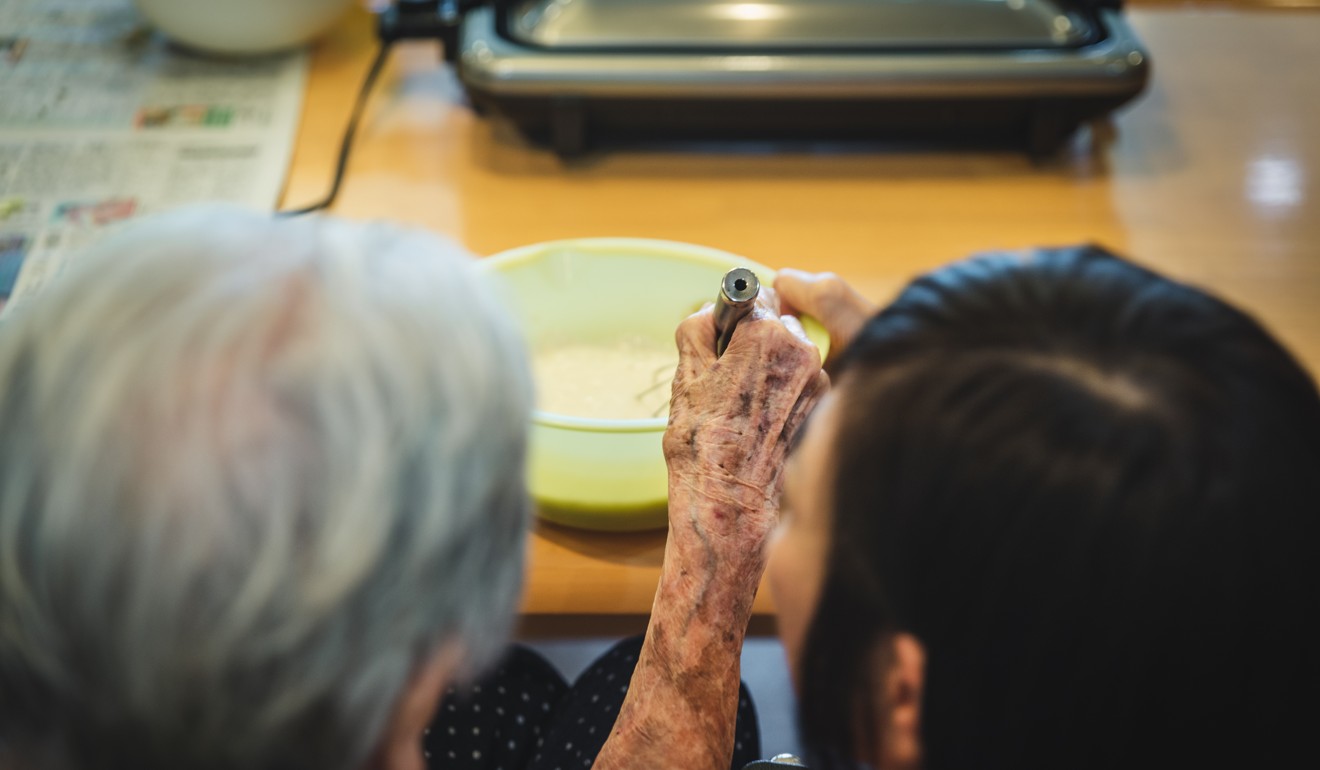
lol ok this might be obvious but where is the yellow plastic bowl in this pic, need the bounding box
[480,238,829,532]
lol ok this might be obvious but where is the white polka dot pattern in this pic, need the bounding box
[422,638,761,770]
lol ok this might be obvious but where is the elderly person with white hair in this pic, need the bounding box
[0,206,824,770]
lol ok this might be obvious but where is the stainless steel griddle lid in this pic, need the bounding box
[458,7,1149,100]
[500,0,1097,52]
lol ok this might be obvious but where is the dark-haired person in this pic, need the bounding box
[599,246,1320,770]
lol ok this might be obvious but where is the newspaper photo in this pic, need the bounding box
[0,0,308,316]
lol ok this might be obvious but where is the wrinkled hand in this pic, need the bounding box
[593,291,830,770]
[775,269,877,371]
[662,289,830,585]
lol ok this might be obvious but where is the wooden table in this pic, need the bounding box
[282,5,1320,634]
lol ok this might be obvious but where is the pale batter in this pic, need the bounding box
[533,338,676,420]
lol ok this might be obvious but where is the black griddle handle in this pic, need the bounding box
[1067,0,1126,11]
[380,0,485,62]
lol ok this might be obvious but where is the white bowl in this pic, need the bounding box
[135,0,353,55]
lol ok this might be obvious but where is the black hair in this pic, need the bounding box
[797,246,1320,769]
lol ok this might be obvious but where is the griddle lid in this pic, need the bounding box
[502,0,1100,52]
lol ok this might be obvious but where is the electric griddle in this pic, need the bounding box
[419,0,1150,156]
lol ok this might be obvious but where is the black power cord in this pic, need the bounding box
[280,1,462,216]
[280,42,394,216]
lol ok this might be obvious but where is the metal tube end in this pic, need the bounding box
[721,267,760,305]
[714,268,761,357]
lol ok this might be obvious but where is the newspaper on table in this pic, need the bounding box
[0,0,308,316]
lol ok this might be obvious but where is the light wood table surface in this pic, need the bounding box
[282,5,1320,634]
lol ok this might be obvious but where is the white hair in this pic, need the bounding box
[0,205,533,770]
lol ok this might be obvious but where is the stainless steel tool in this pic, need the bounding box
[634,267,762,416]
[713,267,760,358]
